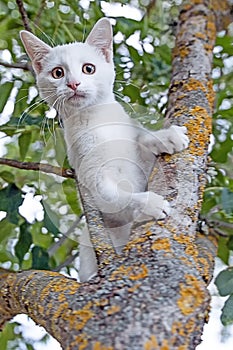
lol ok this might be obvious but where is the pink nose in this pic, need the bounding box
[67,82,80,91]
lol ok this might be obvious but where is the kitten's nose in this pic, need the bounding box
[67,81,80,91]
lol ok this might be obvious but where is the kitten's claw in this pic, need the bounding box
[135,192,171,222]
[168,125,189,153]
[141,125,189,156]
[160,199,171,219]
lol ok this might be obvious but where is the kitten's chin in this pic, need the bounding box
[68,92,86,105]
[65,93,93,110]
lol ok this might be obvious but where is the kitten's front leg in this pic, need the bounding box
[139,125,189,155]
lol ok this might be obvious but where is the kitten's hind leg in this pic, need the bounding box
[139,125,189,155]
[132,191,171,222]
[104,191,170,255]
[78,225,98,282]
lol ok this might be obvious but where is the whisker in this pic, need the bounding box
[115,79,140,89]
[114,91,135,113]
[17,91,58,128]
[30,22,57,47]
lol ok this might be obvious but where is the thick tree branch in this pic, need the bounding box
[0,158,75,179]
[16,0,32,32]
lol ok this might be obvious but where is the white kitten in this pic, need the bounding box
[20,18,189,282]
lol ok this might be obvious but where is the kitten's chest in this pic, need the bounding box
[64,106,136,154]
[65,121,136,159]
[63,104,141,175]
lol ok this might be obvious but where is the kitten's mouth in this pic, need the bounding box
[68,92,86,103]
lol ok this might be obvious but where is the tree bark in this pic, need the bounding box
[1,0,232,349]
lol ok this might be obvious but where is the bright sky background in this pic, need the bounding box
[0,1,233,349]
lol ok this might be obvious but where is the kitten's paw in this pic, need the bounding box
[166,125,189,154]
[136,192,171,221]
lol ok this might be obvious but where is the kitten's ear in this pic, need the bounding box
[86,18,113,63]
[20,31,51,74]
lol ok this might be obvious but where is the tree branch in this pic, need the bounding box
[47,215,84,257]
[0,158,75,179]
[16,0,32,32]
[0,60,30,71]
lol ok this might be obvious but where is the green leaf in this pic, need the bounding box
[0,184,23,224]
[62,178,82,216]
[215,267,233,296]
[31,221,53,248]
[42,202,60,236]
[13,82,30,118]
[221,188,233,214]
[31,245,50,269]
[0,82,14,113]
[227,235,233,250]
[217,236,230,265]
[15,222,33,265]
[0,218,16,243]
[18,130,32,161]
[0,171,15,183]
[0,322,17,349]
[211,139,233,163]
[221,295,233,326]
[54,128,67,167]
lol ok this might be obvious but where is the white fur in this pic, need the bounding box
[20,18,189,282]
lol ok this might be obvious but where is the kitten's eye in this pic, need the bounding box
[82,63,95,75]
[51,67,64,79]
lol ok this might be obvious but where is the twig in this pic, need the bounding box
[53,252,79,272]
[47,215,84,257]
[16,0,32,32]
[0,158,75,179]
[34,0,47,28]
[0,60,30,71]
[146,0,157,17]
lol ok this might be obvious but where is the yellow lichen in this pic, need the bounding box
[206,19,216,40]
[196,256,211,280]
[151,238,171,252]
[128,283,141,293]
[62,301,94,330]
[109,264,149,281]
[178,346,188,350]
[160,339,169,350]
[184,106,212,157]
[177,274,206,315]
[183,78,206,93]
[95,298,109,308]
[41,278,80,302]
[70,334,89,350]
[53,302,69,321]
[207,80,215,111]
[172,321,185,337]
[129,264,149,280]
[173,44,190,60]
[193,0,203,4]
[184,318,196,334]
[185,243,198,259]
[173,234,193,246]
[144,335,158,350]
[125,236,148,252]
[106,305,121,316]
[93,342,113,350]
[195,32,206,40]
[73,310,93,330]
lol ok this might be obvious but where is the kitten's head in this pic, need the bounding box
[20,18,115,113]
